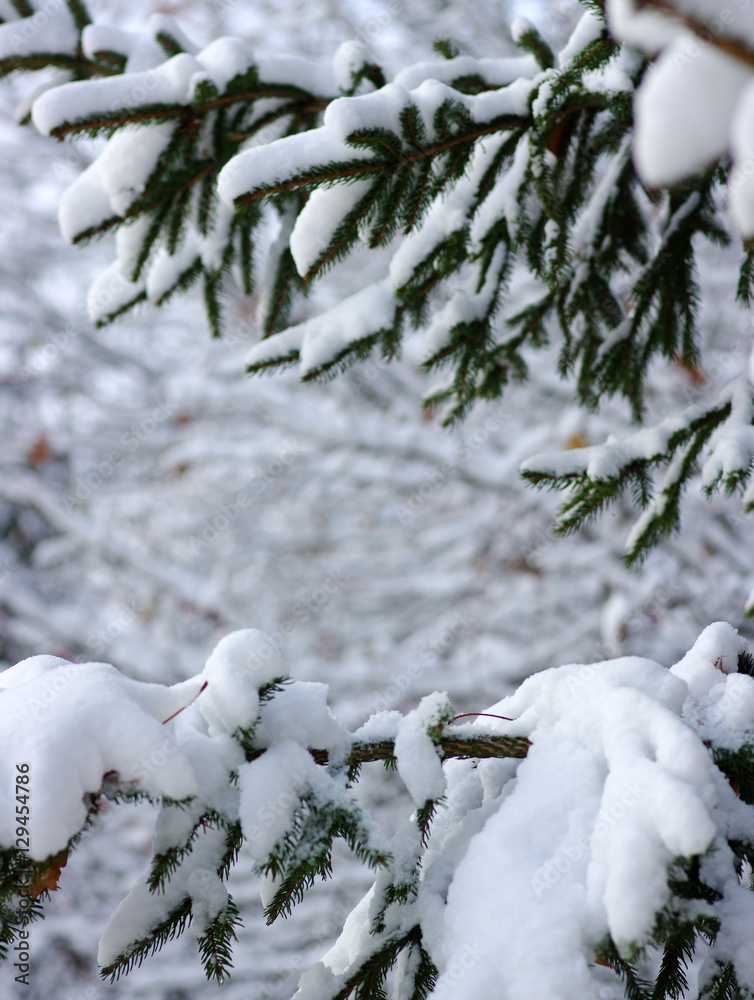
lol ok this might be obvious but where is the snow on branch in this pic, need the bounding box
[520,378,754,563]
[5,2,754,610]
[2,625,754,997]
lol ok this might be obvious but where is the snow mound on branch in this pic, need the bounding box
[607,0,754,236]
[0,657,203,859]
[59,123,176,240]
[186,866,230,931]
[238,740,317,859]
[0,5,79,63]
[198,628,289,737]
[98,825,229,968]
[290,179,373,276]
[252,680,349,751]
[394,692,451,805]
[633,42,750,188]
[322,78,532,147]
[0,629,297,861]
[297,625,754,1000]
[218,129,372,205]
[427,628,754,999]
[32,52,200,138]
[245,279,397,375]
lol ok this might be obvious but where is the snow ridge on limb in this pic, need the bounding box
[6,1,754,565]
[245,279,400,380]
[1,7,336,336]
[3,626,754,999]
[0,2,89,85]
[0,629,525,985]
[223,8,654,413]
[521,376,754,565]
[220,2,730,437]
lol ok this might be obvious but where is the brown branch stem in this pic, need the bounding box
[236,117,530,206]
[304,733,530,767]
[636,0,754,69]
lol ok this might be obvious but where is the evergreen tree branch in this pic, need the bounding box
[298,733,531,767]
[233,117,529,207]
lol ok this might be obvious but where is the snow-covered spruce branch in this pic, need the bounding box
[0,630,526,986]
[4,626,754,998]
[522,377,754,564]
[5,0,754,556]
[0,6,340,335]
[0,1,711,400]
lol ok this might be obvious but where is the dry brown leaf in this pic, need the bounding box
[26,436,52,467]
[29,848,68,899]
[563,433,588,451]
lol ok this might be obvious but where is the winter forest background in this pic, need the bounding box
[3,1,754,999]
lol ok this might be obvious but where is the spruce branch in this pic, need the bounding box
[332,925,427,1000]
[650,918,701,1000]
[513,20,555,71]
[260,800,389,926]
[595,937,652,1000]
[303,733,531,767]
[737,247,754,306]
[100,898,193,982]
[711,745,754,806]
[521,393,736,563]
[195,895,242,983]
[147,808,239,895]
[232,117,529,208]
[700,962,746,1000]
